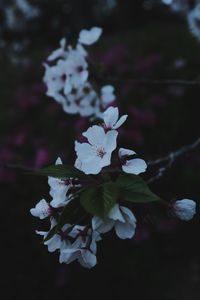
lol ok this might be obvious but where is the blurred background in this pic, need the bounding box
[0,0,200,299]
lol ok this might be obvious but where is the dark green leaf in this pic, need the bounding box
[116,174,160,203]
[35,164,87,179]
[80,182,118,219]
[58,198,80,227]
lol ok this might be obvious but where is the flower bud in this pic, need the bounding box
[173,199,196,221]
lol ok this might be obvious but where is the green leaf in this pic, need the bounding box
[80,182,118,219]
[58,198,80,227]
[35,164,87,179]
[116,174,160,203]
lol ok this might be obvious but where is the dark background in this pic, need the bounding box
[0,1,200,299]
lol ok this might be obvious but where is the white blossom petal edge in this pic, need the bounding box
[92,204,137,239]
[103,106,128,130]
[119,148,147,175]
[78,27,103,45]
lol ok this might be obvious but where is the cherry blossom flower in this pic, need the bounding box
[43,27,117,118]
[92,204,137,239]
[173,199,196,221]
[59,226,101,269]
[78,27,103,45]
[75,125,118,174]
[30,199,52,220]
[103,106,128,130]
[48,157,72,208]
[119,148,147,175]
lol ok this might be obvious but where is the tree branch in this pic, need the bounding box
[147,137,200,183]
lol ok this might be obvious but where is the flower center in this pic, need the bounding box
[96,147,106,158]
[61,74,67,81]
[77,65,84,73]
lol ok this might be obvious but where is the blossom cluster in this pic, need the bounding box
[43,27,116,118]
[30,106,196,269]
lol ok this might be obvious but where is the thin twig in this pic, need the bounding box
[95,74,200,86]
[148,137,200,183]
[148,137,200,166]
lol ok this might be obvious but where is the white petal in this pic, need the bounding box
[75,141,95,160]
[103,107,119,128]
[76,157,102,174]
[118,148,136,158]
[115,221,136,239]
[114,206,136,239]
[59,248,79,264]
[83,125,105,147]
[79,250,97,268]
[64,79,72,95]
[101,85,115,104]
[50,197,70,208]
[76,43,88,57]
[45,234,62,252]
[101,85,114,94]
[104,130,118,152]
[113,114,128,129]
[100,152,112,168]
[122,158,147,175]
[78,27,102,45]
[120,206,137,225]
[92,216,114,233]
[36,230,47,237]
[55,157,62,165]
[108,204,125,222]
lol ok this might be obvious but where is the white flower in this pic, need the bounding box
[59,226,101,269]
[47,38,67,61]
[78,27,103,45]
[119,148,147,175]
[173,199,196,221]
[103,106,128,130]
[92,204,137,239]
[75,125,118,174]
[101,85,116,106]
[30,199,52,219]
[48,157,72,208]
